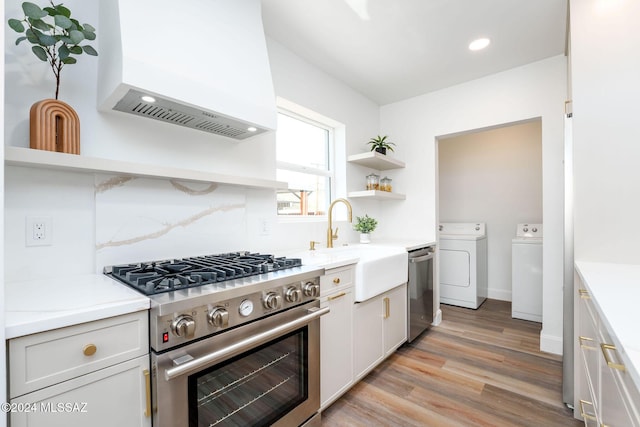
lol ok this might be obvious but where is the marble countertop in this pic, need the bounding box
[575,261,640,388]
[369,238,436,251]
[281,238,435,270]
[5,274,150,339]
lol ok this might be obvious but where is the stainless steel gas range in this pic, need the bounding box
[105,252,326,427]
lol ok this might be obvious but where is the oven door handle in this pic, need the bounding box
[164,306,330,381]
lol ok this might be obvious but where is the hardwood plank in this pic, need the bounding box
[321,300,581,426]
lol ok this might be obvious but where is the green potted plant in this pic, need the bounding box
[353,214,378,243]
[8,1,98,154]
[367,135,395,155]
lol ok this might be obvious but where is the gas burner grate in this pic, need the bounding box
[106,252,302,295]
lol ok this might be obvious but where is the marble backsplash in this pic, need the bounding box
[95,174,248,268]
[5,166,346,282]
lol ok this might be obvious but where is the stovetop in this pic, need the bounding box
[104,252,323,352]
[105,252,303,296]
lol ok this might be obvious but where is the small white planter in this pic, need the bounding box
[359,233,371,244]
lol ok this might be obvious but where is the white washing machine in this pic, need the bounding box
[438,223,488,309]
[511,223,543,322]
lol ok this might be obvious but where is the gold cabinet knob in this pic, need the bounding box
[333,277,340,284]
[83,344,97,356]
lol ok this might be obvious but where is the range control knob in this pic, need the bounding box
[263,292,282,310]
[207,307,229,328]
[532,227,538,233]
[303,281,320,298]
[171,315,196,338]
[285,286,302,303]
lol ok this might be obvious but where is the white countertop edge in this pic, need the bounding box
[5,274,150,339]
[575,261,640,388]
[6,300,150,339]
[356,238,436,251]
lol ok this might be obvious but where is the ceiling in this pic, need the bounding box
[261,0,568,105]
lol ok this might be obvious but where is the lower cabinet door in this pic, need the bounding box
[353,295,384,380]
[320,288,354,409]
[383,284,408,355]
[599,340,640,427]
[10,355,151,427]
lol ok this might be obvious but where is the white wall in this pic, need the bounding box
[439,120,543,301]
[380,55,567,354]
[570,0,640,263]
[3,0,380,283]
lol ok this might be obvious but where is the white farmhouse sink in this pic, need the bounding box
[350,245,408,302]
[290,244,408,302]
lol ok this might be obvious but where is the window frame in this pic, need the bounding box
[275,108,336,220]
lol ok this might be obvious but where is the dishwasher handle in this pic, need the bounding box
[409,252,434,263]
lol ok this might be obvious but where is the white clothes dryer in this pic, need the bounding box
[438,223,488,309]
[511,223,543,322]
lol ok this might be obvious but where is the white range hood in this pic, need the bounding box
[97,0,276,140]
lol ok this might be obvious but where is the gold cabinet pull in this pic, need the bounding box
[333,277,340,284]
[383,297,390,319]
[578,289,591,299]
[83,344,97,356]
[144,369,152,417]
[579,336,594,348]
[578,399,597,421]
[600,343,625,371]
[327,292,346,301]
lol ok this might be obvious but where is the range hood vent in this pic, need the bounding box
[113,89,265,140]
[98,0,276,140]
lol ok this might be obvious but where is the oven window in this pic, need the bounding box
[188,328,308,427]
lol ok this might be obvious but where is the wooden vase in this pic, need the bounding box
[30,99,80,154]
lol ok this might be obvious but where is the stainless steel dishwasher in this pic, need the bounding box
[407,246,435,343]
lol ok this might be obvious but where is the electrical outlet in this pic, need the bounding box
[26,216,52,247]
[258,218,270,236]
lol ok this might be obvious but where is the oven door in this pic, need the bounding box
[152,300,327,427]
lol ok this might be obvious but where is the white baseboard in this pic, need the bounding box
[540,331,563,355]
[487,288,512,301]
[432,308,442,326]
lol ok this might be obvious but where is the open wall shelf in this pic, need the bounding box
[347,152,405,170]
[5,146,287,190]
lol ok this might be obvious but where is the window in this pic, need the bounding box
[276,110,334,217]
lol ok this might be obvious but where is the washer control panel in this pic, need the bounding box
[515,223,543,238]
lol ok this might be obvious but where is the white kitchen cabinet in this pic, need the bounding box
[353,292,384,381]
[353,283,407,381]
[574,272,640,427]
[383,283,408,356]
[320,265,354,410]
[8,311,151,427]
[320,289,354,410]
[9,355,150,427]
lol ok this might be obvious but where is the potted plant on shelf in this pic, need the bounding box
[354,214,378,244]
[8,1,98,154]
[367,135,395,155]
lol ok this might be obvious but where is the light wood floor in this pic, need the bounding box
[321,299,581,427]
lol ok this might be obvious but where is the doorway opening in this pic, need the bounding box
[435,118,543,308]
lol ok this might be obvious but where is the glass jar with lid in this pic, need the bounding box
[366,173,379,190]
[380,176,392,192]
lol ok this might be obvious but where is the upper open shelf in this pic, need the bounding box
[4,146,287,190]
[347,152,405,170]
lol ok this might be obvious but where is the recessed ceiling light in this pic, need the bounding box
[469,38,490,51]
[141,95,156,103]
[247,126,257,132]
